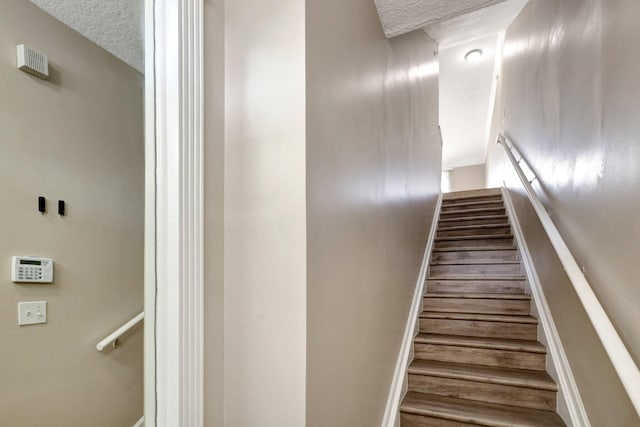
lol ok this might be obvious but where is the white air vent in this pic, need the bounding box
[16,44,49,80]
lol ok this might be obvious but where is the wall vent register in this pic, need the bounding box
[11,256,54,283]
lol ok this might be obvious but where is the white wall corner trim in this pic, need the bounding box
[381,194,443,427]
[501,188,590,427]
[154,0,204,426]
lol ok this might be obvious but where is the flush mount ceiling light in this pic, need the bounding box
[465,49,483,64]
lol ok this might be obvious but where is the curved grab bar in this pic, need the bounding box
[96,312,144,351]
[498,134,640,416]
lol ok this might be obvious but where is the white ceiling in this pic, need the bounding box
[425,0,528,49]
[373,0,508,39]
[30,0,144,73]
[440,35,498,169]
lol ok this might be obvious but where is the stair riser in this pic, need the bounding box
[441,202,505,213]
[424,298,530,315]
[440,208,506,220]
[430,263,523,276]
[439,216,508,227]
[435,237,514,249]
[420,319,537,340]
[431,250,519,263]
[442,195,502,205]
[437,226,511,238]
[427,280,525,294]
[408,375,556,411]
[414,343,546,371]
[400,413,473,427]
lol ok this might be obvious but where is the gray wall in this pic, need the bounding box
[203,0,441,425]
[305,0,441,424]
[223,0,307,426]
[486,0,639,424]
[450,163,486,192]
[0,1,144,426]
[204,0,225,426]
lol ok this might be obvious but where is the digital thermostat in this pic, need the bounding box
[11,256,54,283]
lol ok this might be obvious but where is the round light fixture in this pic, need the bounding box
[465,49,483,64]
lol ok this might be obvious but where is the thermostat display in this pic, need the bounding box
[11,256,53,283]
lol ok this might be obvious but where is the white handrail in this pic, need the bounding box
[498,134,640,416]
[96,312,144,351]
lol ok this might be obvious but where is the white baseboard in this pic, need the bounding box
[133,416,145,427]
[381,194,443,427]
[502,188,590,427]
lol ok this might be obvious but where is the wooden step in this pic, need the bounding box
[427,279,526,294]
[440,207,506,219]
[434,245,517,252]
[439,215,509,227]
[400,392,565,427]
[441,201,505,212]
[419,312,538,340]
[443,188,502,201]
[437,224,511,238]
[413,334,546,371]
[407,360,557,411]
[424,293,530,315]
[435,235,515,249]
[429,262,523,277]
[431,249,519,263]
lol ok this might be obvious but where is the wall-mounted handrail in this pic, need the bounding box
[497,134,640,417]
[96,312,144,351]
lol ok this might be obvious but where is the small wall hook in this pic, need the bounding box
[38,196,46,214]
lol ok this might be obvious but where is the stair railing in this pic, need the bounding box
[96,312,144,351]
[497,134,640,416]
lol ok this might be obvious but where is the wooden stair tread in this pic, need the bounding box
[442,188,502,201]
[420,312,538,324]
[408,360,557,391]
[438,223,510,231]
[430,260,521,265]
[401,392,565,426]
[440,214,508,223]
[428,275,526,281]
[436,234,513,242]
[414,333,546,353]
[433,246,516,252]
[442,200,504,209]
[424,293,530,300]
[440,207,506,216]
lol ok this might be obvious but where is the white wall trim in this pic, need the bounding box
[502,188,590,427]
[143,0,157,425]
[154,0,204,426]
[381,194,443,427]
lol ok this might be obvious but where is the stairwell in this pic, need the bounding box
[399,188,566,426]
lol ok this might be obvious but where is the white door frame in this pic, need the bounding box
[145,0,205,426]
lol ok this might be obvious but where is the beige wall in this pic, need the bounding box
[486,0,639,424]
[203,0,225,426]
[0,1,144,426]
[223,0,307,426]
[305,0,441,424]
[449,163,486,192]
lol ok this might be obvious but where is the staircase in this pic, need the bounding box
[399,188,566,426]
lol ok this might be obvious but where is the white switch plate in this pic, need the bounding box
[18,301,47,326]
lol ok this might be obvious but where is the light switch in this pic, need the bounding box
[18,301,47,326]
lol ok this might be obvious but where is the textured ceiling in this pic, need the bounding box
[373,0,508,38]
[426,0,528,49]
[30,0,144,72]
